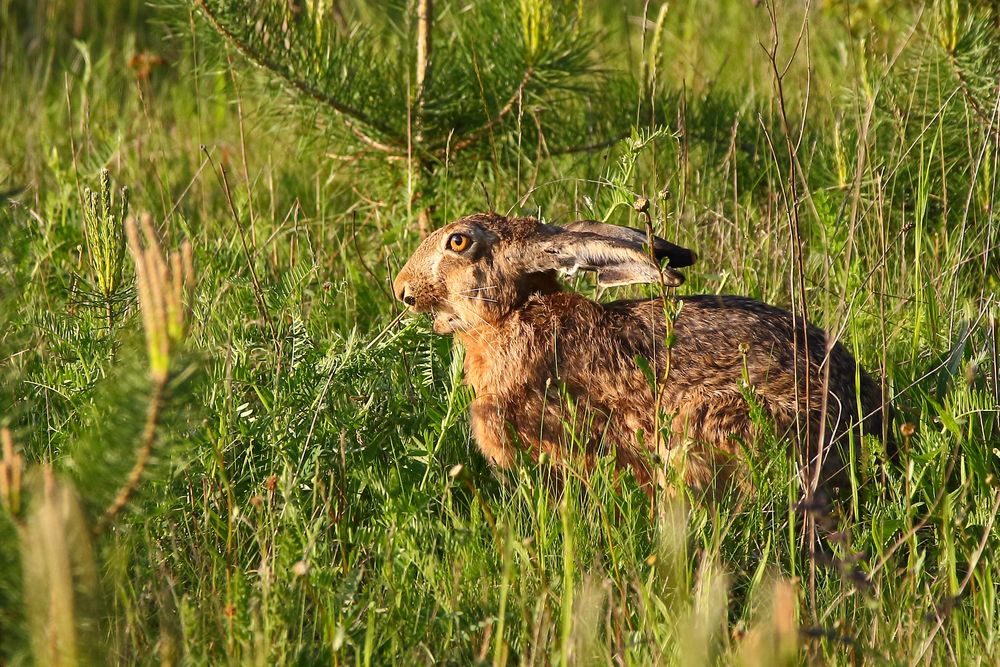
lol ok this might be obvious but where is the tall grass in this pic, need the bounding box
[1,0,998,664]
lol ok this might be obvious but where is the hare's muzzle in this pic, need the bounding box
[392,260,418,307]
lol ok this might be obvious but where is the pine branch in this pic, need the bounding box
[343,119,406,155]
[195,0,405,153]
[947,51,1000,141]
[100,375,166,526]
[193,0,636,182]
[98,216,194,527]
[447,67,534,154]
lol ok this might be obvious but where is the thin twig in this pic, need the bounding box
[637,203,676,498]
[415,0,432,107]
[547,131,633,156]
[761,0,815,620]
[202,146,277,341]
[351,209,391,303]
[227,51,259,250]
[413,0,435,234]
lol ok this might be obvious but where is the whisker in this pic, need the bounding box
[442,297,504,359]
[443,297,500,332]
[459,284,500,303]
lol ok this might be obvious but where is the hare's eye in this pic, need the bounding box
[447,233,471,253]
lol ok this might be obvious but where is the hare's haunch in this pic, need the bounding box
[394,212,890,495]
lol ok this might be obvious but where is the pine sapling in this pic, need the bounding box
[82,168,129,329]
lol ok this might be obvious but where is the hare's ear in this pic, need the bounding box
[524,221,696,287]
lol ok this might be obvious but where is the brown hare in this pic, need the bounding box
[393,212,890,496]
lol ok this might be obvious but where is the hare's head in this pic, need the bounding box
[393,212,695,333]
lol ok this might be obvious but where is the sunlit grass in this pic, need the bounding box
[1,0,998,664]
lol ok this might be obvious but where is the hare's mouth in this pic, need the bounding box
[431,310,466,334]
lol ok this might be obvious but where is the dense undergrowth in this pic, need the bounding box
[1,0,998,664]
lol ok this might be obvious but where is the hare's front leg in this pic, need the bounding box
[469,397,516,468]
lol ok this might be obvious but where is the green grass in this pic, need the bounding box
[1,0,999,664]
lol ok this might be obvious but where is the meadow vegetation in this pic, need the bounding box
[0,0,998,664]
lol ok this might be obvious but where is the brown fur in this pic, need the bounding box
[394,212,890,496]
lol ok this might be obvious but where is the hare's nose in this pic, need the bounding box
[396,282,417,307]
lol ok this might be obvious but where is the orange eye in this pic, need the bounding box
[447,233,470,253]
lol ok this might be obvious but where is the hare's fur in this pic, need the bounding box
[394,212,889,495]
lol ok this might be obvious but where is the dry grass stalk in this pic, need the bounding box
[20,467,99,667]
[736,578,799,667]
[0,426,23,517]
[126,214,193,383]
[567,574,608,664]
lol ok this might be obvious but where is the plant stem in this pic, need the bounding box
[414,0,433,235]
[415,0,432,104]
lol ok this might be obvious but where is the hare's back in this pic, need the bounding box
[608,294,877,423]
